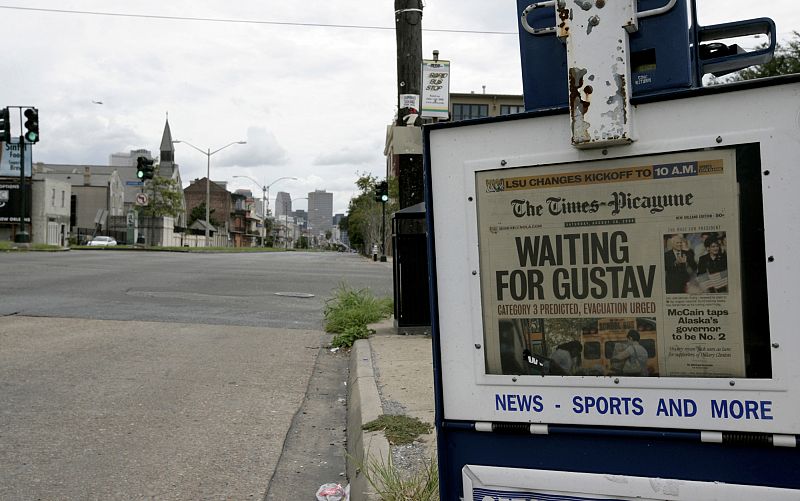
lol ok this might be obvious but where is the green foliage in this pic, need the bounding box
[360,453,439,501]
[730,31,800,81]
[141,167,184,218]
[345,173,399,254]
[362,414,432,445]
[331,324,373,349]
[188,202,219,228]
[324,283,393,347]
[294,235,309,249]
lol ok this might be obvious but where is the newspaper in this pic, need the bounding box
[476,150,745,378]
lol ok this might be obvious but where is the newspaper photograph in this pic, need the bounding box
[476,150,746,378]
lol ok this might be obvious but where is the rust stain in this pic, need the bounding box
[556,0,571,36]
[618,73,628,125]
[569,66,592,143]
[569,67,590,115]
[601,70,629,138]
[596,0,606,7]
[557,1,570,23]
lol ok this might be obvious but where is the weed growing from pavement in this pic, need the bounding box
[324,283,393,348]
[362,414,432,445]
[360,452,439,501]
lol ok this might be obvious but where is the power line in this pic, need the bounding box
[0,5,517,35]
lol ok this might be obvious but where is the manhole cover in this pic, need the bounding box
[274,292,315,298]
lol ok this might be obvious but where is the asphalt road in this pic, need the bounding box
[0,250,393,500]
[0,250,393,328]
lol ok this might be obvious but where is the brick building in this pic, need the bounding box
[184,178,232,234]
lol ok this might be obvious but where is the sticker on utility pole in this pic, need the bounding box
[421,59,450,119]
[399,94,420,112]
[0,139,33,177]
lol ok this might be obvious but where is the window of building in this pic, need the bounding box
[500,105,525,115]
[452,103,489,121]
[51,188,56,207]
[61,191,65,208]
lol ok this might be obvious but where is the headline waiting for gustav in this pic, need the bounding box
[496,231,656,301]
[477,152,746,379]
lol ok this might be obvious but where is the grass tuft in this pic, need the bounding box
[361,453,439,501]
[324,283,392,348]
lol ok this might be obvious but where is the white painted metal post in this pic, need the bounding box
[557,0,638,148]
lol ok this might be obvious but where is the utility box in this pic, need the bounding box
[392,202,430,330]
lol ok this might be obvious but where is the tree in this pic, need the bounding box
[729,31,800,81]
[262,218,273,240]
[345,173,399,255]
[295,235,309,249]
[188,202,219,228]
[141,166,184,219]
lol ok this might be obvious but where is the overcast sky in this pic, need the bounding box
[2,1,797,214]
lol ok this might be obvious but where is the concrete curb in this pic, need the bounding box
[347,339,390,501]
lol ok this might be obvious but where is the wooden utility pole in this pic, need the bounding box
[394,0,424,209]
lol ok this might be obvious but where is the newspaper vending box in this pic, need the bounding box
[424,1,800,499]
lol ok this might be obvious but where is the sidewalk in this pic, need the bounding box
[346,318,436,501]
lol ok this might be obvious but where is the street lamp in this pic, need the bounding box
[264,177,297,221]
[173,139,246,247]
[232,175,267,246]
[233,175,297,247]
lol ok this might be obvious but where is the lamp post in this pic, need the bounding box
[264,177,298,222]
[234,176,297,247]
[233,175,267,246]
[173,139,246,247]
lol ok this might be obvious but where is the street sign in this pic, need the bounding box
[0,139,32,177]
[421,59,450,119]
[135,192,149,206]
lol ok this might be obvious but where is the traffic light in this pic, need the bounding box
[374,181,389,203]
[23,108,39,143]
[136,156,155,180]
[0,108,10,144]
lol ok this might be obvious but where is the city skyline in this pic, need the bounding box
[3,1,794,215]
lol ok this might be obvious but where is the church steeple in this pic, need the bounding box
[160,113,174,165]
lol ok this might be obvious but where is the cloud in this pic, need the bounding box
[313,145,378,166]
[218,126,289,167]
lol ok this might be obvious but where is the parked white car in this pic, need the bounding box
[86,236,117,247]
